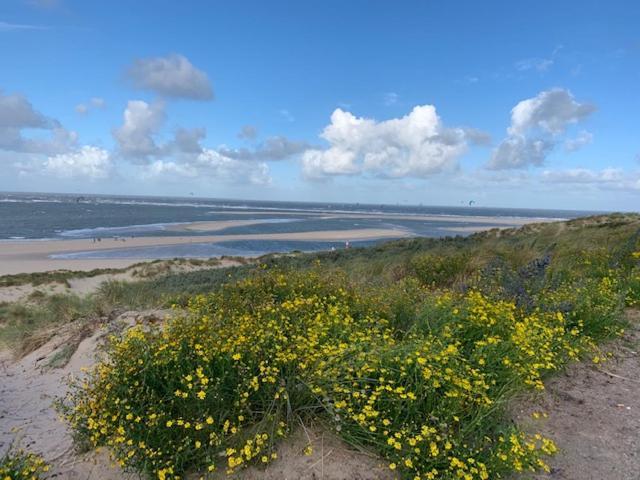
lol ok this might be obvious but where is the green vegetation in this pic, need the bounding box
[411,251,470,287]
[0,449,49,479]
[78,214,640,310]
[0,257,237,356]
[53,214,640,479]
[0,294,98,356]
[0,267,119,288]
[0,257,228,288]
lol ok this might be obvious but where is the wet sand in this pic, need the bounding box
[171,214,551,231]
[0,227,410,275]
[0,213,553,276]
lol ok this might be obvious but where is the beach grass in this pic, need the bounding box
[49,213,640,479]
[0,294,98,356]
[0,268,120,288]
[0,257,229,288]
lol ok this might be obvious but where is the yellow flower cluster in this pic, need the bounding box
[0,450,49,480]
[61,265,624,479]
[626,251,640,306]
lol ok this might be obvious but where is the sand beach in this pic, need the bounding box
[0,225,410,275]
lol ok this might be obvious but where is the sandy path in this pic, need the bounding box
[0,324,130,478]
[214,427,392,480]
[514,310,640,480]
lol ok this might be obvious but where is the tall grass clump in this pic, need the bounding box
[0,294,95,356]
[411,251,470,287]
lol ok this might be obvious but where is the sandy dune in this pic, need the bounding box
[0,259,243,304]
[0,320,130,478]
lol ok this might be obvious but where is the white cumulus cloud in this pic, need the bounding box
[146,159,198,178]
[564,130,593,152]
[127,54,213,100]
[301,105,471,180]
[111,100,282,186]
[508,88,595,136]
[44,146,112,179]
[219,136,310,162]
[0,90,77,155]
[112,100,165,159]
[196,149,271,185]
[489,88,596,170]
[145,148,271,186]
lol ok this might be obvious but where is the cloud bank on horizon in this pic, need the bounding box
[1,0,638,210]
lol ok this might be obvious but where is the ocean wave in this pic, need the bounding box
[0,237,59,242]
[0,198,63,204]
[2,194,582,221]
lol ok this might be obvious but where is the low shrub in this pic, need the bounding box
[62,268,619,479]
[0,450,49,479]
[411,252,470,287]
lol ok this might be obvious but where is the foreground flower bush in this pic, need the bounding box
[61,260,630,480]
[0,450,49,480]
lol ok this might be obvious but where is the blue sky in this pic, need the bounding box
[1,0,639,210]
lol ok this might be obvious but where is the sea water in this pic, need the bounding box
[0,192,600,259]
